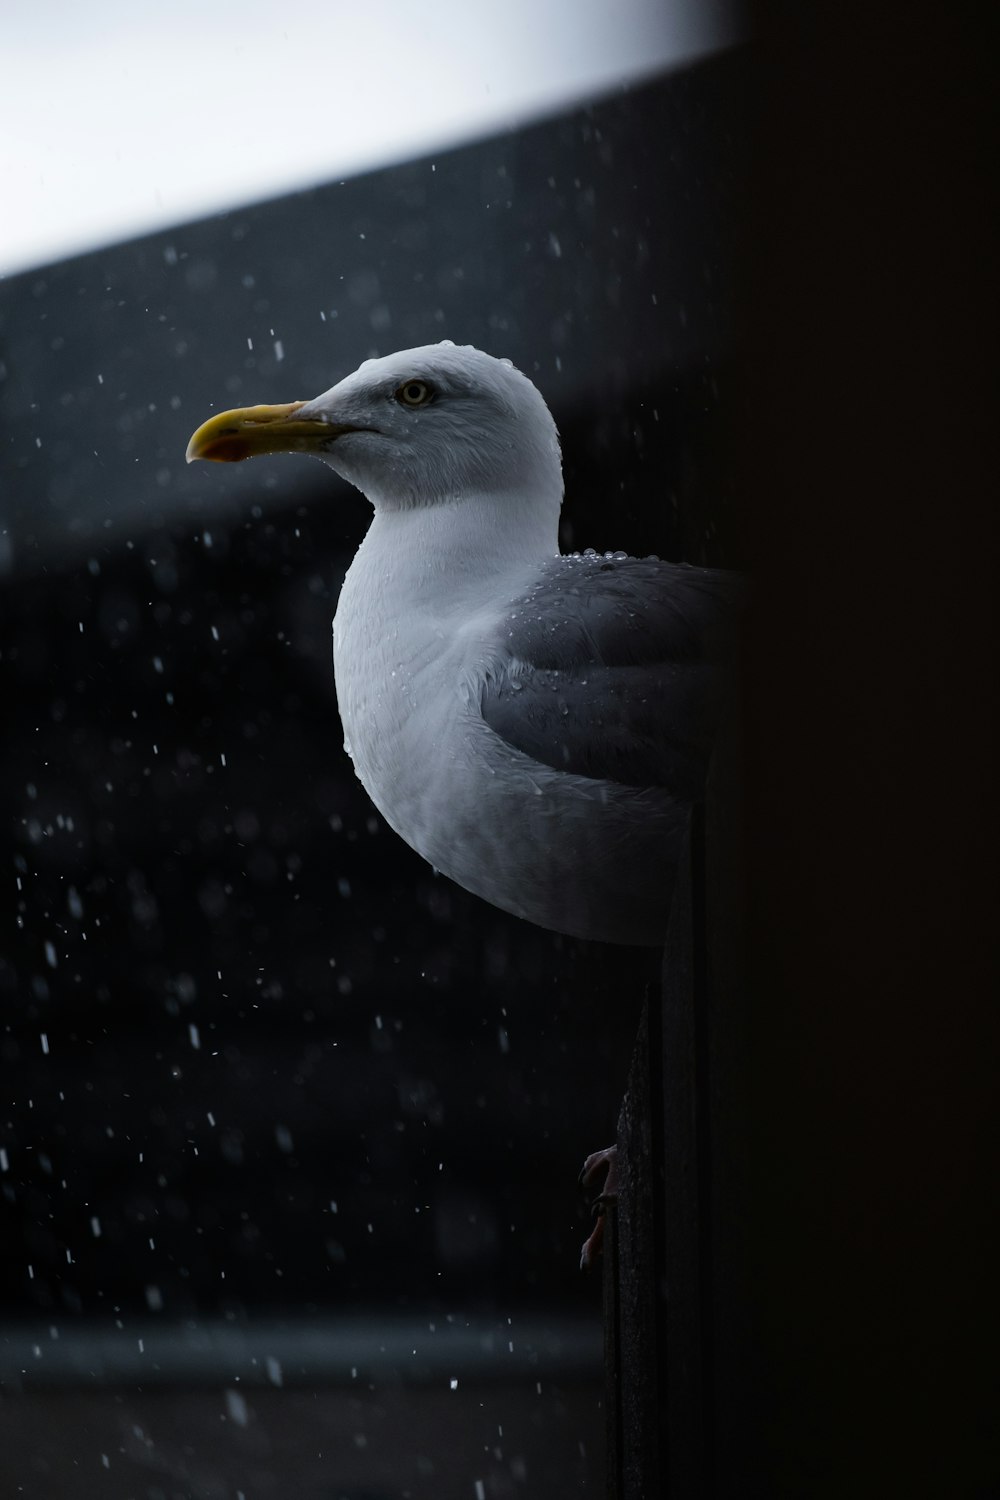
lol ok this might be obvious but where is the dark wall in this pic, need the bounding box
[738,6,997,1494]
[0,55,745,1328]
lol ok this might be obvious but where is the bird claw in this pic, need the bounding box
[579,1146,618,1271]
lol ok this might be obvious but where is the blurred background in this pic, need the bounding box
[0,3,744,1496]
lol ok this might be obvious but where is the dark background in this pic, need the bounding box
[0,53,742,1326]
[0,50,744,1499]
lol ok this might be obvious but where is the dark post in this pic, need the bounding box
[605,6,996,1494]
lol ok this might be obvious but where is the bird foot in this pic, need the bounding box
[579,1146,618,1271]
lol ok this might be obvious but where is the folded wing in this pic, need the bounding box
[480,555,742,796]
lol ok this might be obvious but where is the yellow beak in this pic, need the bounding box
[185,401,358,463]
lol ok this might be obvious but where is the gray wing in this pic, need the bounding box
[480,554,742,796]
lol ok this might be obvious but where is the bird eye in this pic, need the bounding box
[395,379,434,408]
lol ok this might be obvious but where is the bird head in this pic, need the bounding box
[186,342,563,519]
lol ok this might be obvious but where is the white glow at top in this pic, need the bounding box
[1,0,736,277]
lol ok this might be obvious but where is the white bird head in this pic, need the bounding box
[186,342,564,523]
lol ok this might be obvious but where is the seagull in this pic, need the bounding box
[186,342,739,950]
[187,340,740,1267]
